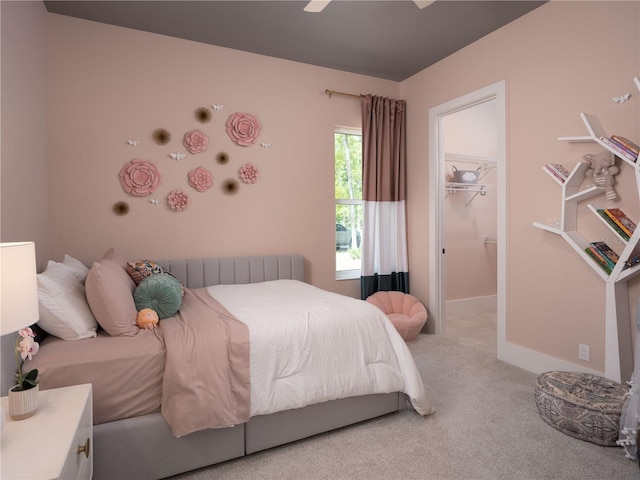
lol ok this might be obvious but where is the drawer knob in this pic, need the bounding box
[77,438,90,458]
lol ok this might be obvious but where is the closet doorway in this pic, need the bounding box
[428,81,506,350]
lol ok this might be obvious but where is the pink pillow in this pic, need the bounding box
[85,255,138,336]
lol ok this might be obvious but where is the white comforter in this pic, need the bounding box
[207,280,434,417]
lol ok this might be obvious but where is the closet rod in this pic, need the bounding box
[483,236,498,245]
[325,89,360,99]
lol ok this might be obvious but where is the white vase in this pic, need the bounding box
[8,384,39,420]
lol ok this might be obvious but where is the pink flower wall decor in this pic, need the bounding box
[226,112,261,146]
[188,166,213,192]
[183,129,209,154]
[167,189,190,211]
[239,163,260,184]
[119,159,162,197]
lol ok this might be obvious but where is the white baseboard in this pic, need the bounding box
[445,294,603,377]
[498,339,603,377]
[446,295,497,316]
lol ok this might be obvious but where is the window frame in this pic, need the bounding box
[334,126,363,281]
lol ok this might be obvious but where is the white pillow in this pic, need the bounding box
[62,254,90,283]
[37,261,98,340]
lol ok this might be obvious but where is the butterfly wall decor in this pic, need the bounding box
[170,153,186,161]
[612,93,631,104]
[211,104,224,111]
[128,139,141,146]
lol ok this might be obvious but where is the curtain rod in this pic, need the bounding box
[325,89,360,99]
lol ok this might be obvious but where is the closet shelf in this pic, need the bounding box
[445,182,494,193]
[445,153,496,205]
[445,153,497,165]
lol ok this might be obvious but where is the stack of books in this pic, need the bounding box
[595,208,637,241]
[542,163,571,183]
[599,135,639,162]
[585,241,619,274]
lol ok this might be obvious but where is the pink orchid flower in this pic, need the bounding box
[17,328,39,361]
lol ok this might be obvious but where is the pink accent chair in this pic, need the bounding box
[366,291,427,342]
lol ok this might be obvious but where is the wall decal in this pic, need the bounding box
[216,151,229,164]
[119,159,162,196]
[183,129,209,154]
[612,93,631,104]
[222,178,239,195]
[167,189,190,211]
[152,128,171,145]
[117,105,268,208]
[195,107,212,123]
[113,201,130,216]
[239,163,259,184]
[226,112,261,146]
[188,166,213,192]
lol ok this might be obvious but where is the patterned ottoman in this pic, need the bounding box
[534,371,627,446]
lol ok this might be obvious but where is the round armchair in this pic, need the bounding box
[366,291,427,342]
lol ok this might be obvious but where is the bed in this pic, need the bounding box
[3,253,433,480]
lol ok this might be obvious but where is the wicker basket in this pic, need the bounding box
[451,166,481,184]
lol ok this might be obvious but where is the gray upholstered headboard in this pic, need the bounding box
[0,254,305,396]
[156,255,305,288]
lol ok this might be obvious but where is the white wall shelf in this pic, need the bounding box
[533,77,640,383]
[445,153,496,205]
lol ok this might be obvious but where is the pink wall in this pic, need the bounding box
[4,1,639,376]
[1,0,50,269]
[45,13,400,298]
[402,1,639,372]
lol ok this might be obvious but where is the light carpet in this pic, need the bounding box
[169,306,638,480]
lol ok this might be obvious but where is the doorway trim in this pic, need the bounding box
[428,81,506,351]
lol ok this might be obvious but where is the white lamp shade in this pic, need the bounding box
[0,242,39,336]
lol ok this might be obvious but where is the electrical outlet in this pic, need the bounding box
[579,344,590,362]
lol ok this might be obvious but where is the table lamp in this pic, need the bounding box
[0,242,39,427]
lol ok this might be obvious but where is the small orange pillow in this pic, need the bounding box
[136,308,159,330]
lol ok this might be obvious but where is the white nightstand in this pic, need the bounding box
[1,383,93,479]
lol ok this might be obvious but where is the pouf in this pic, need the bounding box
[365,291,427,342]
[534,371,627,446]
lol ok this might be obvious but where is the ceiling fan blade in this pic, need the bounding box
[413,0,435,9]
[304,0,433,13]
[304,0,331,13]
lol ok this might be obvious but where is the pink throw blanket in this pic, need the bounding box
[159,288,250,437]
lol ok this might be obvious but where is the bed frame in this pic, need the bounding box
[1,255,403,480]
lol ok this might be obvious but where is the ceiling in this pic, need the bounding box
[44,0,546,82]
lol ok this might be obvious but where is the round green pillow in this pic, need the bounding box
[134,273,184,319]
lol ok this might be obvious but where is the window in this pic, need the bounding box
[335,127,363,280]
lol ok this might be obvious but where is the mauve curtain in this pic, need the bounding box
[360,94,409,300]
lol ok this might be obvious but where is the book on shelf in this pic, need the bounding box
[599,136,637,162]
[624,254,640,270]
[591,241,619,265]
[608,136,639,159]
[542,163,571,183]
[596,209,630,240]
[603,208,637,238]
[611,135,640,155]
[585,245,613,274]
[585,241,619,274]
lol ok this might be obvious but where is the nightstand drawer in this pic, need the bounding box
[1,384,93,480]
[59,385,93,479]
